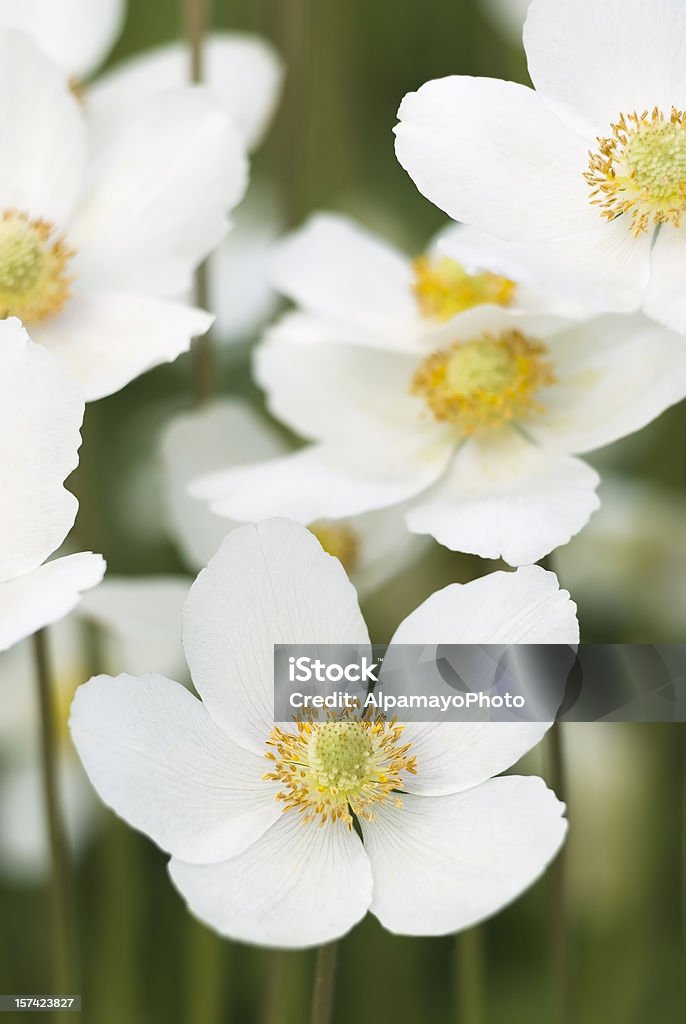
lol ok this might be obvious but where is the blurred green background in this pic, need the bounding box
[1,1,685,1022]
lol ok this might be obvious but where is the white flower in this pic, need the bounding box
[188,215,686,565]
[71,518,576,948]
[395,0,686,333]
[163,398,427,594]
[0,0,124,80]
[0,32,247,400]
[478,0,531,44]
[0,577,188,882]
[0,318,104,652]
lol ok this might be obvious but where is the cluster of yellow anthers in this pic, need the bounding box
[410,328,556,435]
[413,255,516,322]
[0,209,74,322]
[586,107,686,236]
[264,710,417,829]
[308,520,360,575]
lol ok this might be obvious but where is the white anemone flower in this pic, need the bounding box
[0,318,104,653]
[0,0,124,80]
[0,577,188,882]
[0,31,247,400]
[162,398,427,594]
[395,0,686,334]
[71,518,575,949]
[187,218,686,566]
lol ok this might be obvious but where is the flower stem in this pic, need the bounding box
[182,0,215,403]
[310,941,338,1024]
[548,722,573,1023]
[33,628,77,1004]
[183,920,226,1024]
[260,951,289,1024]
[454,928,484,1024]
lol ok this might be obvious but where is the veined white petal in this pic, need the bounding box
[0,553,105,653]
[70,673,282,863]
[30,291,213,401]
[0,322,84,581]
[183,520,369,755]
[169,813,372,949]
[643,226,686,334]
[363,777,566,936]
[406,431,600,565]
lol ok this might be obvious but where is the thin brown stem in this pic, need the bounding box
[310,942,338,1024]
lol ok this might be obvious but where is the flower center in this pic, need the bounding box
[264,716,417,828]
[413,255,516,321]
[410,329,555,435]
[586,108,686,235]
[308,521,360,573]
[0,210,74,322]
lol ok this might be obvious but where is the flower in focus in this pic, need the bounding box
[162,398,427,593]
[0,0,124,80]
[0,32,246,400]
[188,215,686,565]
[0,318,103,652]
[0,577,188,882]
[71,518,576,948]
[395,0,686,333]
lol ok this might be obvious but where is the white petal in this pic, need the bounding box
[395,76,594,241]
[0,322,84,580]
[343,506,430,597]
[169,814,372,949]
[88,33,284,150]
[182,519,369,755]
[269,213,425,347]
[643,226,686,334]
[0,32,86,226]
[70,673,281,863]
[363,777,566,936]
[389,565,578,794]
[193,441,451,526]
[0,0,124,78]
[407,431,600,565]
[71,89,247,297]
[529,314,686,454]
[162,399,287,570]
[525,0,686,136]
[31,291,213,401]
[77,576,189,680]
[0,553,105,653]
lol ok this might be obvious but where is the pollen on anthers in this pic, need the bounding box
[264,712,417,829]
[0,210,75,322]
[586,107,686,235]
[413,254,516,322]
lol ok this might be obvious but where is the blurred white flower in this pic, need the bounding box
[395,0,686,333]
[0,0,124,80]
[0,319,104,653]
[0,32,246,400]
[0,577,188,883]
[556,477,686,636]
[162,398,427,595]
[188,215,686,566]
[478,0,530,44]
[71,518,576,948]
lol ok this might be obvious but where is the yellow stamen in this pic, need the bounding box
[413,254,516,322]
[309,521,360,574]
[411,329,555,435]
[586,107,686,235]
[264,713,417,829]
[0,210,74,322]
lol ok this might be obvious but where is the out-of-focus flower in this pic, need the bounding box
[188,215,686,566]
[0,319,104,653]
[478,0,530,45]
[71,518,576,948]
[395,0,686,333]
[0,576,188,882]
[0,32,246,400]
[0,0,124,80]
[556,477,686,637]
[162,398,428,594]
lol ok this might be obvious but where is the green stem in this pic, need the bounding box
[183,921,226,1024]
[454,928,484,1024]
[260,951,289,1024]
[548,722,573,1024]
[310,942,338,1024]
[33,629,76,1007]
